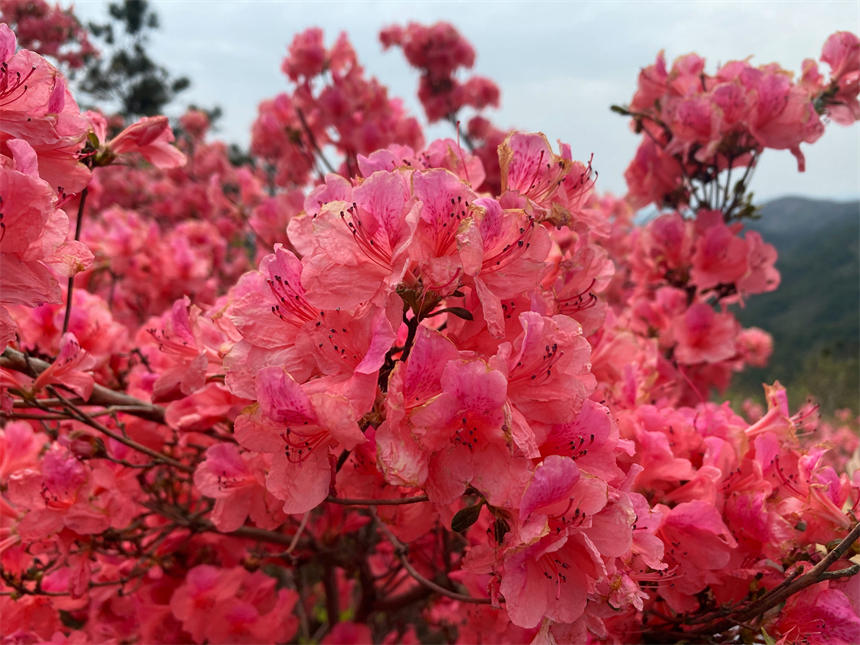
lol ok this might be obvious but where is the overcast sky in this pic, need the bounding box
[72,1,860,202]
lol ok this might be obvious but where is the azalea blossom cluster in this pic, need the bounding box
[620,30,859,211]
[252,28,424,186]
[0,0,94,69]
[380,22,506,194]
[379,21,500,124]
[1,12,860,645]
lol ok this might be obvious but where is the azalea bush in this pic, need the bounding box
[1,6,859,643]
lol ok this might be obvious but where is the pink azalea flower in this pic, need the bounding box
[672,303,738,364]
[498,132,581,225]
[631,50,668,111]
[690,211,749,290]
[0,24,91,193]
[656,500,738,612]
[254,366,367,513]
[289,169,416,309]
[0,421,47,479]
[376,325,459,486]
[0,166,66,332]
[107,116,187,169]
[491,312,595,427]
[5,443,137,539]
[822,31,860,82]
[773,584,860,645]
[821,30,860,124]
[500,530,603,629]
[32,332,96,400]
[282,28,327,81]
[457,197,552,336]
[194,444,285,531]
[170,565,298,644]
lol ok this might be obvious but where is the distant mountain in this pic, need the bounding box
[728,196,859,412]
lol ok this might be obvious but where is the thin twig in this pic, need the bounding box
[223,525,294,546]
[653,521,860,640]
[296,107,335,173]
[731,522,860,624]
[46,386,190,472]
[369,508,491,605]
[62,188,88,335]
[287,511,311,554]
[1,347,165,423]
[1,412,68,421]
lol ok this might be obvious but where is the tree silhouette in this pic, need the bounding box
[80,0,189,120]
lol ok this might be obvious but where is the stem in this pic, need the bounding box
[720,152,734,212]
[222,525,294,546]
[62,188,88,335]
[370,508,491,605]
[722,151,759,221]
[323,563,340,631]
[652,521,860,640]
[1,347,166,424]
[355,558,377,622]
[296,107,335,174]
[287,511,311,554]
[46,386,191,472]
[400,316,419,362]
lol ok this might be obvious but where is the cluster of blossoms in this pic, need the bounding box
[0,0,94,69]
[1,10,860,644]
[380,22,506,195]
[621,31,859,210]
[252,28,424,187]
[0,22,93,349]
[76,110,256,327]
[379,21,500,123]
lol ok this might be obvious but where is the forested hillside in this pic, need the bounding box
[729,197,859,412]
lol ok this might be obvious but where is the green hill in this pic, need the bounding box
[727,197,859,413]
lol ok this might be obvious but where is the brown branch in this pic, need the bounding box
[46,386,190,472]
[373,584,433,612]
[819,564,860,581]
[322,563,340,632]
[62,188,88,335]
[369,508,491,605]
[729,522,860,625]
[1,412,68,421]
[1,347,165,423]
[219,524,294,547]
[295,107,335,174]
[648,521,860,640]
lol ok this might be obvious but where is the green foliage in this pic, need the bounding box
[79,0,189,119]
[728,197,860,413]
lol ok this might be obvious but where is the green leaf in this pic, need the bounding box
[493,517,511,544]
[428,306,473,321]
[451,502,483,533]
[59,609,86,630]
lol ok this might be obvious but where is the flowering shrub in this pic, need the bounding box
[1,9,859,644]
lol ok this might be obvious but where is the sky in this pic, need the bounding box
[72,0,860,203]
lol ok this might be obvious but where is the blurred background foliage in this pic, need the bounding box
[726,197,859,414]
